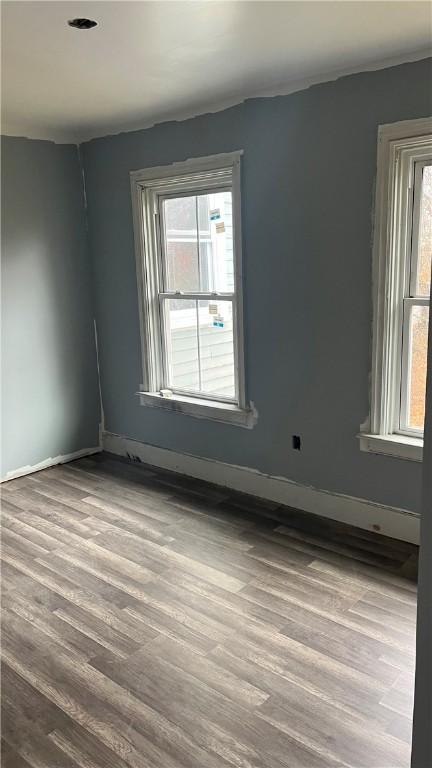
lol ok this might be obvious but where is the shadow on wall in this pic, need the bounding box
[0,136,100,479]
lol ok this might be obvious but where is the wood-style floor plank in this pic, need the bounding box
[1,452,418,767]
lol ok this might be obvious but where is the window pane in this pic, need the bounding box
[198,300,235,399]
[414,164,432,297]
[163,298,236,400]
[164,196,199,292]
[163,298,199,391]
[407,305,429,430]
[197,191,234,293]
[162,190,234,293]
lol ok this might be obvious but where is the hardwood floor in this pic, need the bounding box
[1,453,418,768]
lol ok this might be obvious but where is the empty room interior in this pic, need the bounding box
[1,2,432,766]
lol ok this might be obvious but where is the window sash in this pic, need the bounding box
[158,293,238,404]
[409,160,432,298]
[158,291,235,300]
[158,188,234,295]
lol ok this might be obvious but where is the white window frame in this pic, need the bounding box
[130,152,256,428]
[359,117,432,462]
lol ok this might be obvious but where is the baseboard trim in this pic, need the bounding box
[102,431,420,544]
[1,446,102,483]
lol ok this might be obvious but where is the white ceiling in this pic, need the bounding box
[1,1,431,144]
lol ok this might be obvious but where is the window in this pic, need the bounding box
[131,152,255,427]
[360,118,432,461]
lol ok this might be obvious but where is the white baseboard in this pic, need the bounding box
[1,446,101,483]
[102,431,420,544]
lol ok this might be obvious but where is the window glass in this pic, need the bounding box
[414,164,432,297]
[163,191,234,293]
[198,300,235,399]
[163,298,199,391]
[164,196,199,292]
[407,305,429,430]
[162,298,235,399]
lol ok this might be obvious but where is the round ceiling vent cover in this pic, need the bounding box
[68,18,97,30]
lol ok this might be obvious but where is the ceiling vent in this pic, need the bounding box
[68,18,97,30]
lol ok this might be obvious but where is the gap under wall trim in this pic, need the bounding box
[102,431,420,545]
[1,446,101,483]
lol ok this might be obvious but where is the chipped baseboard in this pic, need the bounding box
[102,431,420,544]
[1,446,101,483]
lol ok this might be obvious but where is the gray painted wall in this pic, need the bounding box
[82,57,432,514]
[411,273,432,767]
[1,136,100,478]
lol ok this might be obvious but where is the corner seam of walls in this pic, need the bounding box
[77,143,88,216]
[94,318,105,446]
[77,142,104,448]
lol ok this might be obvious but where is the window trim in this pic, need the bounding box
[130,151,253,426]
[360,117,432,461]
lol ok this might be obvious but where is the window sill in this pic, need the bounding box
[358,433,423,462]
[136,391,257,428]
